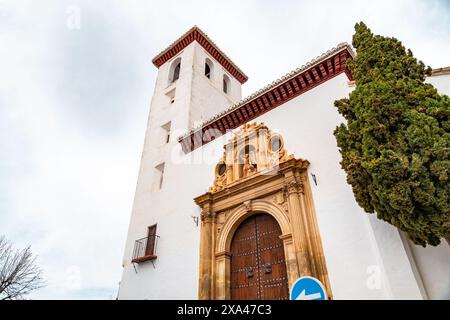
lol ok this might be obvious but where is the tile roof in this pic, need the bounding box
[152,26,248,84]
[177,42,354,153]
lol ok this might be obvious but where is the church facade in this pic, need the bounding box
[118,27,450,300]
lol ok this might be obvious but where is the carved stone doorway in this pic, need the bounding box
[195,123,332,300]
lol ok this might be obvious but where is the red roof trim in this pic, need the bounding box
[178,46,354,154]
[152,26,248,84]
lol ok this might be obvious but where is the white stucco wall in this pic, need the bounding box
[118,51,450,300]
[427,72,450,95]
[405,72,450,300]
[406,240,450,299]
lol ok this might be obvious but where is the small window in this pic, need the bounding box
[223,74,230,94]
[155,163,165,190]
[172,63,180,82]
[166,88,176,104]
[205,63,211,79]
[169,57,182,84]
[217,162,227,176]
[270,136,282,152]
[162,122,171,144]
[205,58,213,80]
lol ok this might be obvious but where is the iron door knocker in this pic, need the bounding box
[264,263,272,274]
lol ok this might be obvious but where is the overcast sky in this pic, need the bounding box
[0,0,449,299]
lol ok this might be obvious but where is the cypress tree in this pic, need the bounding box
[334,22,450,246]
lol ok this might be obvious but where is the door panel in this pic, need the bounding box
[145,225,157,256]
[230,213,289,300]
[230,216,259,299]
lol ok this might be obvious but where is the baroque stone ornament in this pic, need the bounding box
[209,122,294,193]
[285,180,304,195]
[194,123,332,300]
[243,200,252,212]
[200,205,215,222]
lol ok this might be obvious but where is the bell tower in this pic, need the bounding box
[119,27,248,299]
[149,26,247,134]
[130,26,248,194]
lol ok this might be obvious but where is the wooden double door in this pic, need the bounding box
[230,213,289,300]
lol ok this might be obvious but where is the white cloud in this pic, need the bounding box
[0,0,449,299]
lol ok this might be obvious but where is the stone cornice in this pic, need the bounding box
[194,158,309,209]
[431,66,450,76]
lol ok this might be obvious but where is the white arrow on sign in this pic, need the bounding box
[295,289,322,300]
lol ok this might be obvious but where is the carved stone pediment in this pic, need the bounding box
[209,122,294,193]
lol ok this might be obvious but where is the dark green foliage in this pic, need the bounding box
[334,22,450,246]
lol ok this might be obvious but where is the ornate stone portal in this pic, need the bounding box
[194,123,332,299]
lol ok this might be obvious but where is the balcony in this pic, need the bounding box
[132,235,159,264]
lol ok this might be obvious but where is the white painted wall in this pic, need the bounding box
[427,72,450,95]
[118,50,450,299]
[404,72,450,300]
[407,240,450,299]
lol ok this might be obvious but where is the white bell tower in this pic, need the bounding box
[150,26,246,132]
[118,26,247,299]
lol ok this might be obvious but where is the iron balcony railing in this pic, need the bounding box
[132,235,160,263]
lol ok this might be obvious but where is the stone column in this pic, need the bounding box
[297,170,333,299]
[284,170,312,277]
[198,203,215,299]
[215,251,231,299]
[280,233,300,288]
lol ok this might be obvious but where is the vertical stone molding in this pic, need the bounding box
[198,201,215,299]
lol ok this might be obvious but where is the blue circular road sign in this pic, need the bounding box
[290,276,327,300]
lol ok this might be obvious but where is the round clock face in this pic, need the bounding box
[218,163,227,176]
